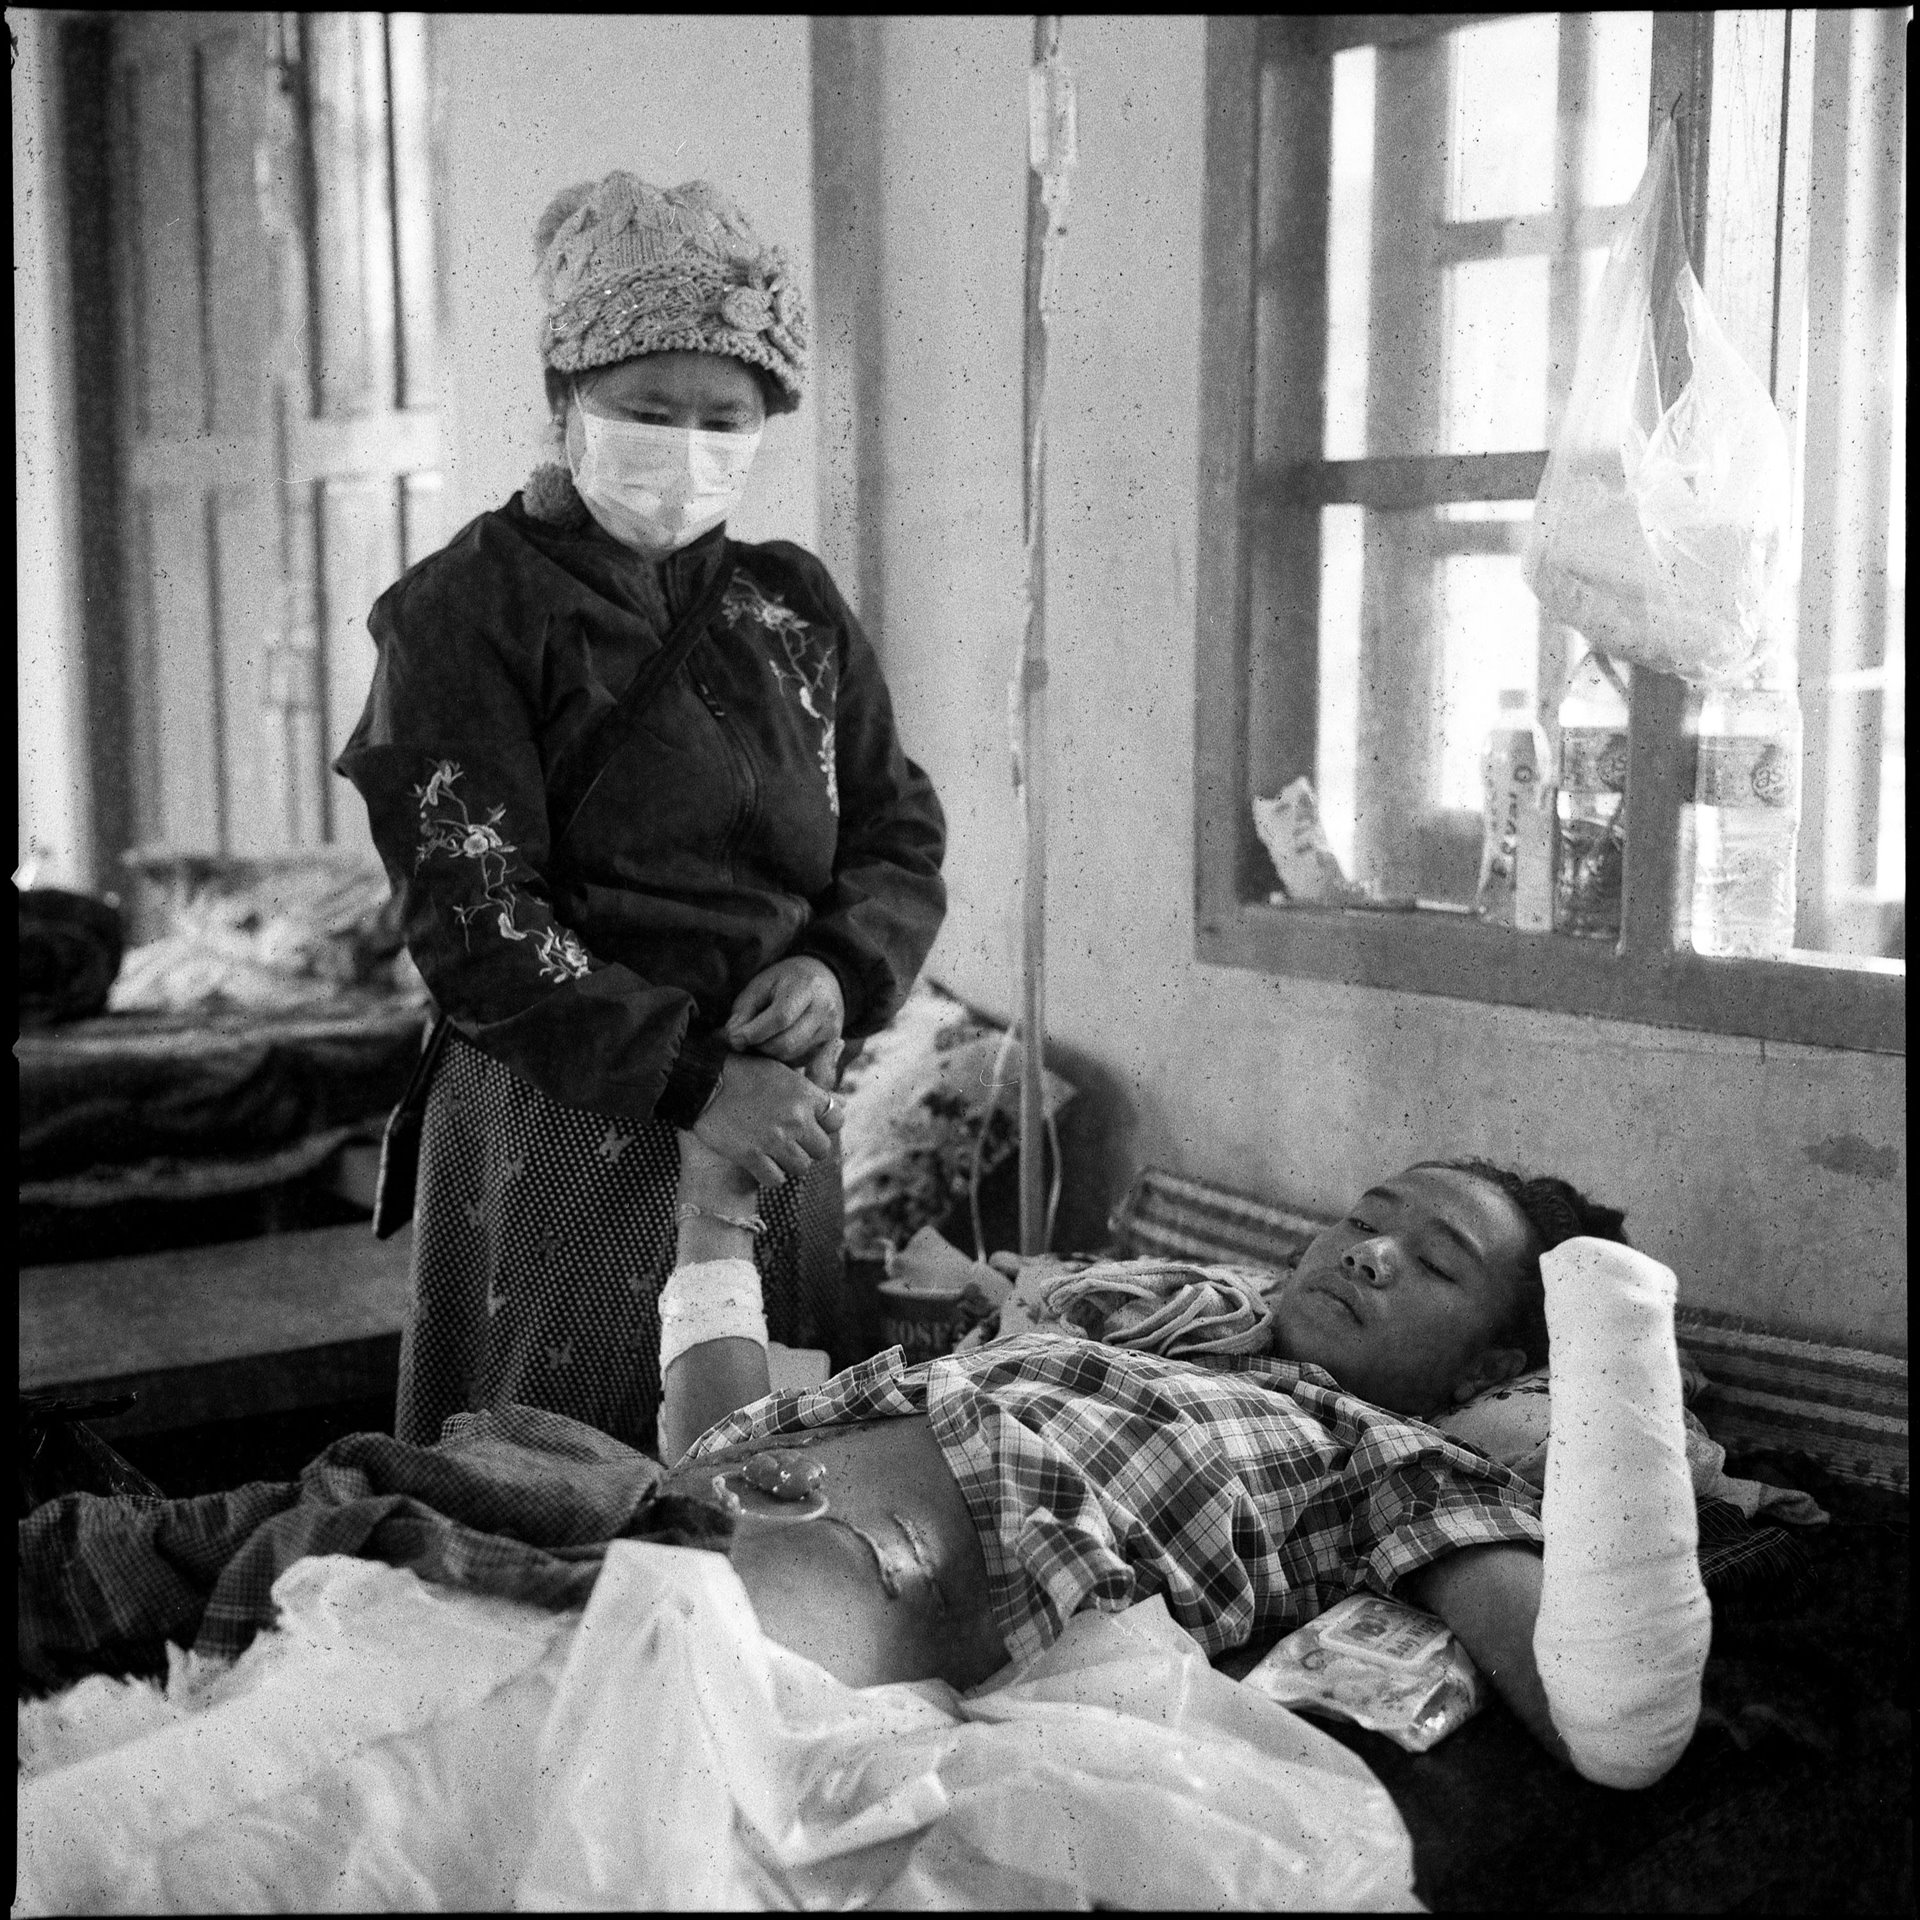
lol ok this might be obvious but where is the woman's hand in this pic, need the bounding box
[693,1051,845,1188]
[726,957,845,1090]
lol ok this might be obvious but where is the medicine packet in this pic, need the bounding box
[1252,778,1364,904]
[1240,1594,1486,1753]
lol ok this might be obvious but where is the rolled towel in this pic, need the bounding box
[1041,1259,1274,1358]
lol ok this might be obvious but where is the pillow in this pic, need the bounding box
[108,852,414,1015]
[1430,1355,1829,1526]
[837,979,1075,1261]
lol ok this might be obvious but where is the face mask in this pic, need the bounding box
[567,401,763,555]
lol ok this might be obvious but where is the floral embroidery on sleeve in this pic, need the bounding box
[723,577,839,815]
[413,759,594,983]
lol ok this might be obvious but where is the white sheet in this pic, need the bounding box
[18,1547,1421,1912]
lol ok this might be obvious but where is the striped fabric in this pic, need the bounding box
[1110,1166,1909,1493]
[1673,1308,1908,1494]
[1107,1165,1328,1272]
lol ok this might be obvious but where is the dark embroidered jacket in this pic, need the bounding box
[336,497,946,1130]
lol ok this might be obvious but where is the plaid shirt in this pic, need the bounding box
[686,1331,1545,1667]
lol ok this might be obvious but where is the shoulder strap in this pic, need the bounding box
[550,545,737,846]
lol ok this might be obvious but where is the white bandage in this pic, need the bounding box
[657,1258,768,1376]
[1531,1237,1712,1789]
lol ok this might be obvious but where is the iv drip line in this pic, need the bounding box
[1010,15,1075,1255]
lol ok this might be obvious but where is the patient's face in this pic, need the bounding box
[1269,1165,1536,1417]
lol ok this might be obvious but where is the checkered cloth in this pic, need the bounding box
[685,1331,1546,1666]
[18,1405,735,1688]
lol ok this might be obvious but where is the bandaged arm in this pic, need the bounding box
[657,1258,771,1466]
[1409,1237,1710,1788]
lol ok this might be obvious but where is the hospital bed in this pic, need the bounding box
[19,850,430,1267]
[16,1169,1909,1911]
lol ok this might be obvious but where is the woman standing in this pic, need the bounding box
[338,175,945,1451]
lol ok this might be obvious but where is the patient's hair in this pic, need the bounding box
[1417,1158,1630,1371]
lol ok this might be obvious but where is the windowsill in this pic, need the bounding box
[1772,946,1905,979]
[1199,896,1906,1054]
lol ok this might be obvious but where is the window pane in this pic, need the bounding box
[1317,12,1652,463]
[1774,7,1905,963]
[1313,503,1546,909]
[1442,257,1550,453]
[1447,16,1559,222]
[1878,169,1905,914]
[1436,548,1542,811]
[1323,47,1376,462]
[1581,12,1654,202]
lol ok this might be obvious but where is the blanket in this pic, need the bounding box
[17,1406,734,1692]
[19,889,124,1029]
[18,1547,1422,1911]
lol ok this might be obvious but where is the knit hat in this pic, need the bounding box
[532,174,805,412]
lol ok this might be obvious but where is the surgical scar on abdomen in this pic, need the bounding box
[671,1417,1009,1690]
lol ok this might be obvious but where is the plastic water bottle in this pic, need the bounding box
[1476,689,1553,929]
[1553,650,1631,939]
[1688,662,1802,957]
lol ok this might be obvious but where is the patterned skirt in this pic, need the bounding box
[399,1032,842,1453]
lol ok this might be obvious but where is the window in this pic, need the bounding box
[67,10,444,884]
[1195,12,1904,1053]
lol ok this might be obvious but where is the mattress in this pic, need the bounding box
[18,995,429,1188]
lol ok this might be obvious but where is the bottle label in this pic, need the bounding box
[1697,738,1798,810]
[1554,813,1625,939]
[1478,733,1552,928]
[1560,727,1629,793]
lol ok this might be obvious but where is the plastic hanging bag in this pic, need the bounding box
[1522,117,1792,687]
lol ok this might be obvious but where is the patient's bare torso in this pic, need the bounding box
[662,1415,1010,1691]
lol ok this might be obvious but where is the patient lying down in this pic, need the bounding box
[661,1135,1711,1791]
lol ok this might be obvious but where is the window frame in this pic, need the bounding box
[1194,11,1904,1056]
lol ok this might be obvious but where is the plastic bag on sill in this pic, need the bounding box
[1522,116,1792,688]
[1254,778,1368,904]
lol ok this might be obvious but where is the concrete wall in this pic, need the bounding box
[859,16,1906,1354]
[12,8,93,889]
[863,16,1034,989]
[431,12,816,549]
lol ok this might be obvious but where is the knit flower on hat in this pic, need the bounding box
[532,173,806,411]
[719,284,774,333]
